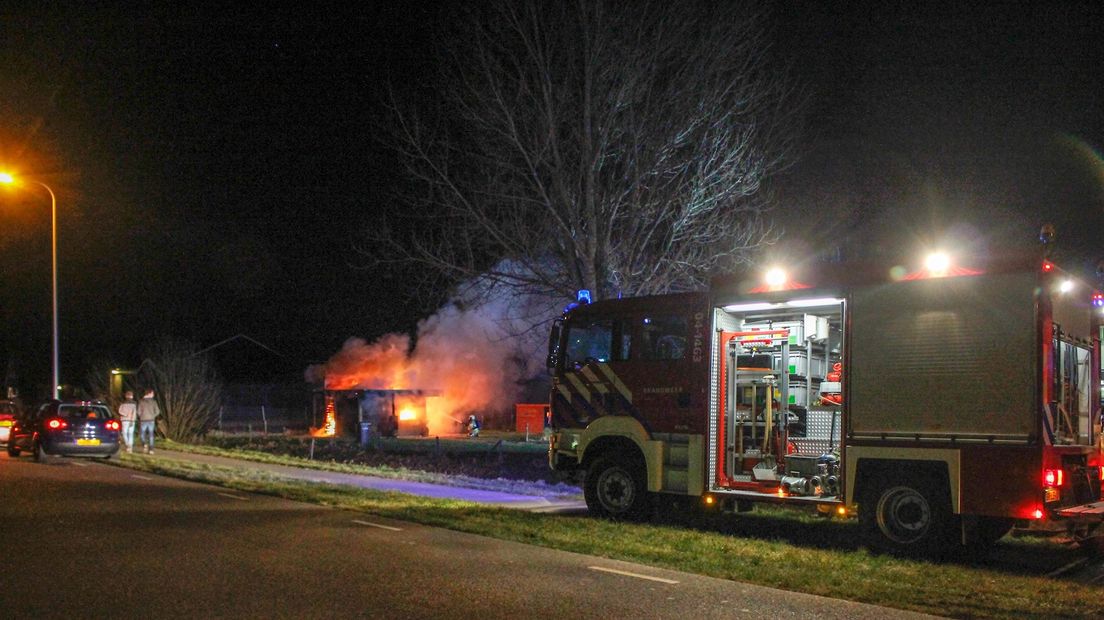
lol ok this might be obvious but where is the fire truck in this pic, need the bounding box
[547,247,1104,553]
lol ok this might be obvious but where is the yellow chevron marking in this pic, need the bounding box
[596,363,632,403]
[565,372,592,403]
[556,384,573,403]
[580,364,611,394]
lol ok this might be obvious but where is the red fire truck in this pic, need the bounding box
[547,248,1104,553]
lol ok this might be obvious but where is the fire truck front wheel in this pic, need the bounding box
[584,455,648,520]
[860,477,953,556]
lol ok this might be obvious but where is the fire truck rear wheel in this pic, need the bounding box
[584,455,648,520]
[860,477,952,555]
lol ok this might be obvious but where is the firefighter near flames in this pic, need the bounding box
[547,236,1104,555]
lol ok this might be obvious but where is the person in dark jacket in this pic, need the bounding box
[137,389,161,454]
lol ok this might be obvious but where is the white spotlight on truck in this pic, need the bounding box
[1059,279,1075,293]
[925,252,951,276]
[764,267,787,289]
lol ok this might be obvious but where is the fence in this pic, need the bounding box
[215,405,310,434]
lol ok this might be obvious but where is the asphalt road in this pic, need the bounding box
[0,452,940,619]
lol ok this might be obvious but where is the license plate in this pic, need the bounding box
[76,438,101,446]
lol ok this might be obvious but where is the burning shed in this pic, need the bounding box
[314,389,446,438]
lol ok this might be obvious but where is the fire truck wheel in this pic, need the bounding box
[860,477,952,555]
[584,455,648,520]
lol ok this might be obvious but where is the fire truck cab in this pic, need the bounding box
[548,249,1104,554]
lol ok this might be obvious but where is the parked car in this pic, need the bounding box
[0,400,18,445]
[7,400,120,461]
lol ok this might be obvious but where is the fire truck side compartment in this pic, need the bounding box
[848,271,1037,441]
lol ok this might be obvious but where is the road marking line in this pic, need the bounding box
[352,519,402,532]
[217,493,249,501]
[588,566,679,584]
[131,474,154,481]
[70,460,90,467]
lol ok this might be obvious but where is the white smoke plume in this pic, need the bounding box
[308,262,560,433]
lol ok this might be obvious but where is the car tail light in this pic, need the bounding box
[104,420,120,431]
[1043,468,1064,487]
[46,418,68,430]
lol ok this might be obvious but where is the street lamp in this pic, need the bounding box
[0,172,61,399]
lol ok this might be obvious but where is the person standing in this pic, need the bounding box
[137,389,161,454]
[117,390,138,453]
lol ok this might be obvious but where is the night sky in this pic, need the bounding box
[1,2,1102,396]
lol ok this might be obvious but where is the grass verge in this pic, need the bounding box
[110,452,1101,619]
[156,439,581,498]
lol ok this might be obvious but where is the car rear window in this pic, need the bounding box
[59,405,113,420]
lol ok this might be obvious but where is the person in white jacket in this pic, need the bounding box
[117,391,138,453]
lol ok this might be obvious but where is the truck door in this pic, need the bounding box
[553,317,632,428]
[1049,335,1095,446]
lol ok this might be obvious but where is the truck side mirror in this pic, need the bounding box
[546,319,563,372]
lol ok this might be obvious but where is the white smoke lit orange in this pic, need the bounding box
[310,300,547,435]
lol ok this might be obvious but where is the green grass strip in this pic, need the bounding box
[109,452,1102,619]
[159,439,580,498]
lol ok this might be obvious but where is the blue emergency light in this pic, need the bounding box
[577,289,592,304]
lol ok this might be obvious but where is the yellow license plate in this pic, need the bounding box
[76,438,101,446]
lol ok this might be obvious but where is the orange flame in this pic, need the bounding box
[398,408,417,421]
[312,396,337,437]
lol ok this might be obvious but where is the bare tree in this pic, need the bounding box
[370,0,803,302]
[140,338,222,443]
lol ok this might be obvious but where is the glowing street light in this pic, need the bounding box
[0,172,61,399]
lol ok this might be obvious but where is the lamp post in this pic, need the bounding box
[0,172,61,399]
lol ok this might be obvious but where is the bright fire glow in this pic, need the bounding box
[0,172,13,184]
[398,408,417,421]
[312,396,337,437]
